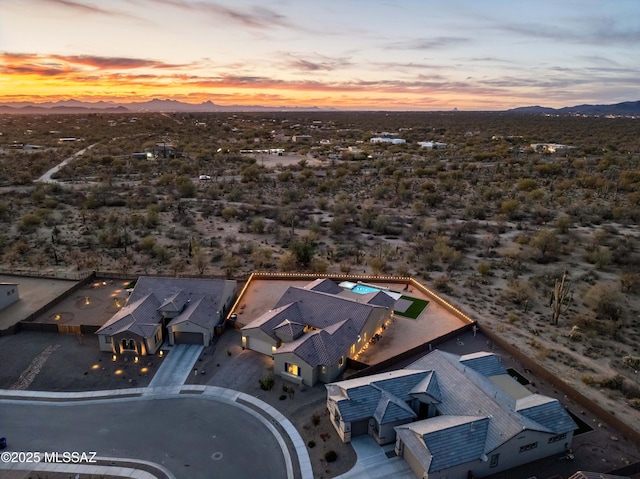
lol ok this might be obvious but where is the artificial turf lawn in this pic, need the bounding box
[394,295,429,319]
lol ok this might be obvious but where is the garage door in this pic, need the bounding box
[174,331,204,345]
[247,337,274,356]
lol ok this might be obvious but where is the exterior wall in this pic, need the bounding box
[144,325,163,354]
[244,334,277,356]
[397,429,574,479]
[319,360,347,384]
[400,440,426,479]
[0,284,19,311]
[98,334,115,353]
[112,331,152,356]
[471,429,573,477]
[169,322,209,346]
[350,307,391,359]
[274,351,314,386]
[327,399,351,442]
[370,418,408,445]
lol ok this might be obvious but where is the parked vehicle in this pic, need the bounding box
[0,437,6,449]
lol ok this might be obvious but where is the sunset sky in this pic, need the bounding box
[1,0,638,110]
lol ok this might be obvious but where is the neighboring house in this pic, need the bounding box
[292,135,312,143]
[370,137,406,144]
[530,143,575,153]
[97,277,237,356]
[418,141,447,149]
[326,350,577,479]
[241,279,396,386]
[0,283,19,311]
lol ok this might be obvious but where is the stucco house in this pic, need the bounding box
[326,350,577,479]
[97,277,237,356]
[0,283,19,312]
[241,278,396,386]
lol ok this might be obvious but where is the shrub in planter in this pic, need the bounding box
[324,450,337,463]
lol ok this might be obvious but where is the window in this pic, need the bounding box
[121,338,135,351]
[548,432,567,444]
[105,336,112,344]
[285,362,300,376]
[490,453,499,468]
[338,356,344,367]
[519,442,538,453]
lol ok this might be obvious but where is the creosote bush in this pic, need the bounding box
[259,375,275,391]
[324,450,337,463]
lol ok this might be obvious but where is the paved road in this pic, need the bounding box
[0,396,287,479]
[37,143,98,183]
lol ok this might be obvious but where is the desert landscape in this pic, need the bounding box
[1,110,639,440]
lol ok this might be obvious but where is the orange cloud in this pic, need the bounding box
[0,51,525,110]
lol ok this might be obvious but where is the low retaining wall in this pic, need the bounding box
[479,324,640,445]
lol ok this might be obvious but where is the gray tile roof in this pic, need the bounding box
[273,285,386,332]
[98,277,236,340]
[305,278,343,294]
[275,319,359,367]
[167,297,215,329]
[241,303,302,340]
[245,279,391,369]
[158,290,188,313]
[273,319,306,340]
[409,370,441,402]
[130,276,236,312]
[96,293,161,338]
[401,350,577,461]
[373,391,417,424]
[459,351,506,377]
[398,416,490,472]
[516,394,578,434]
[364,291,396,308]
[327,370,432,422]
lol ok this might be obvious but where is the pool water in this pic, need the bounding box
[351,284,381,294]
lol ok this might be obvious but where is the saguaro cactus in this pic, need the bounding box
[550,270,572,326]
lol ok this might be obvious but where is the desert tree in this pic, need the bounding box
[550,270,572,326]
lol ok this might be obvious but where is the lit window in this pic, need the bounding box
[286,362,300,376]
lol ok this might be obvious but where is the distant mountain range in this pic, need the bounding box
[0,98,327,114]
[0,99,637,115]
[506,101,640,116]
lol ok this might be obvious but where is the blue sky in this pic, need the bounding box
[1,0,638,109]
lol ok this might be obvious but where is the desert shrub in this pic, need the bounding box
[307,440,316,448]
[433,275,453,294]
[324,451,337,463]
[311,413,321,426]
[259,375,274,391]
[600,374,624,390]
[582,375,596,386]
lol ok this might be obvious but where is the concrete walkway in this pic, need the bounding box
[334,436,415,479]
[146,344,203,393]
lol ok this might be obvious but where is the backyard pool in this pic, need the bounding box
[351,284,383,294]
